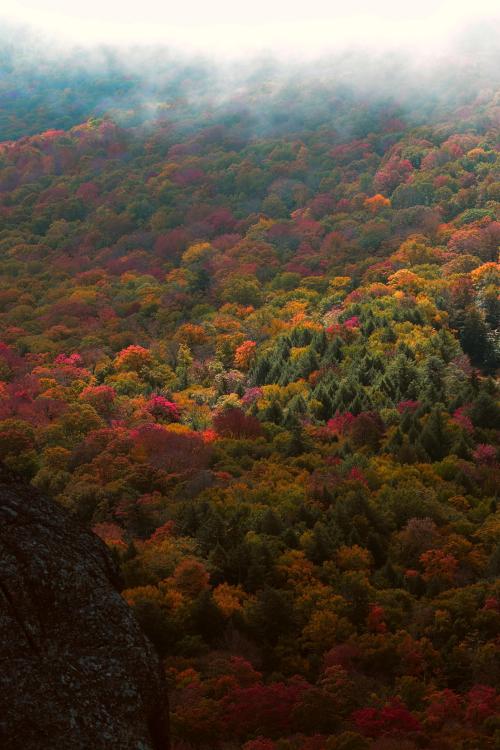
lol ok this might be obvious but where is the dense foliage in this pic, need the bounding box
[0,49,499,749]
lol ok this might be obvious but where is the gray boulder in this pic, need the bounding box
[0,470,169,749]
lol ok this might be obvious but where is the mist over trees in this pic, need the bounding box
[0,21,499,750]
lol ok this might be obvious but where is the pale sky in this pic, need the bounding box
[1,0,500,57]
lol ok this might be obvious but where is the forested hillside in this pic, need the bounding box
[0,50,499,749]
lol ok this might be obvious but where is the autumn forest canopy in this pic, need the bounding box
[0,28,499,750]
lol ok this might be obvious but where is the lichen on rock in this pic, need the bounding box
[0,469,169,750]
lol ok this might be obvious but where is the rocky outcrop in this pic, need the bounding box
[0,470,169,750]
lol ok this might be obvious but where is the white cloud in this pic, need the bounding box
[1,0,499,57]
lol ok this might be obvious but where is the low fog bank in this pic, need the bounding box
[0,21,499,142]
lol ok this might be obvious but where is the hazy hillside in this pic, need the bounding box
[0,24,499,750]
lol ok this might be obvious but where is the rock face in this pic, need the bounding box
[0,470,169,750]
